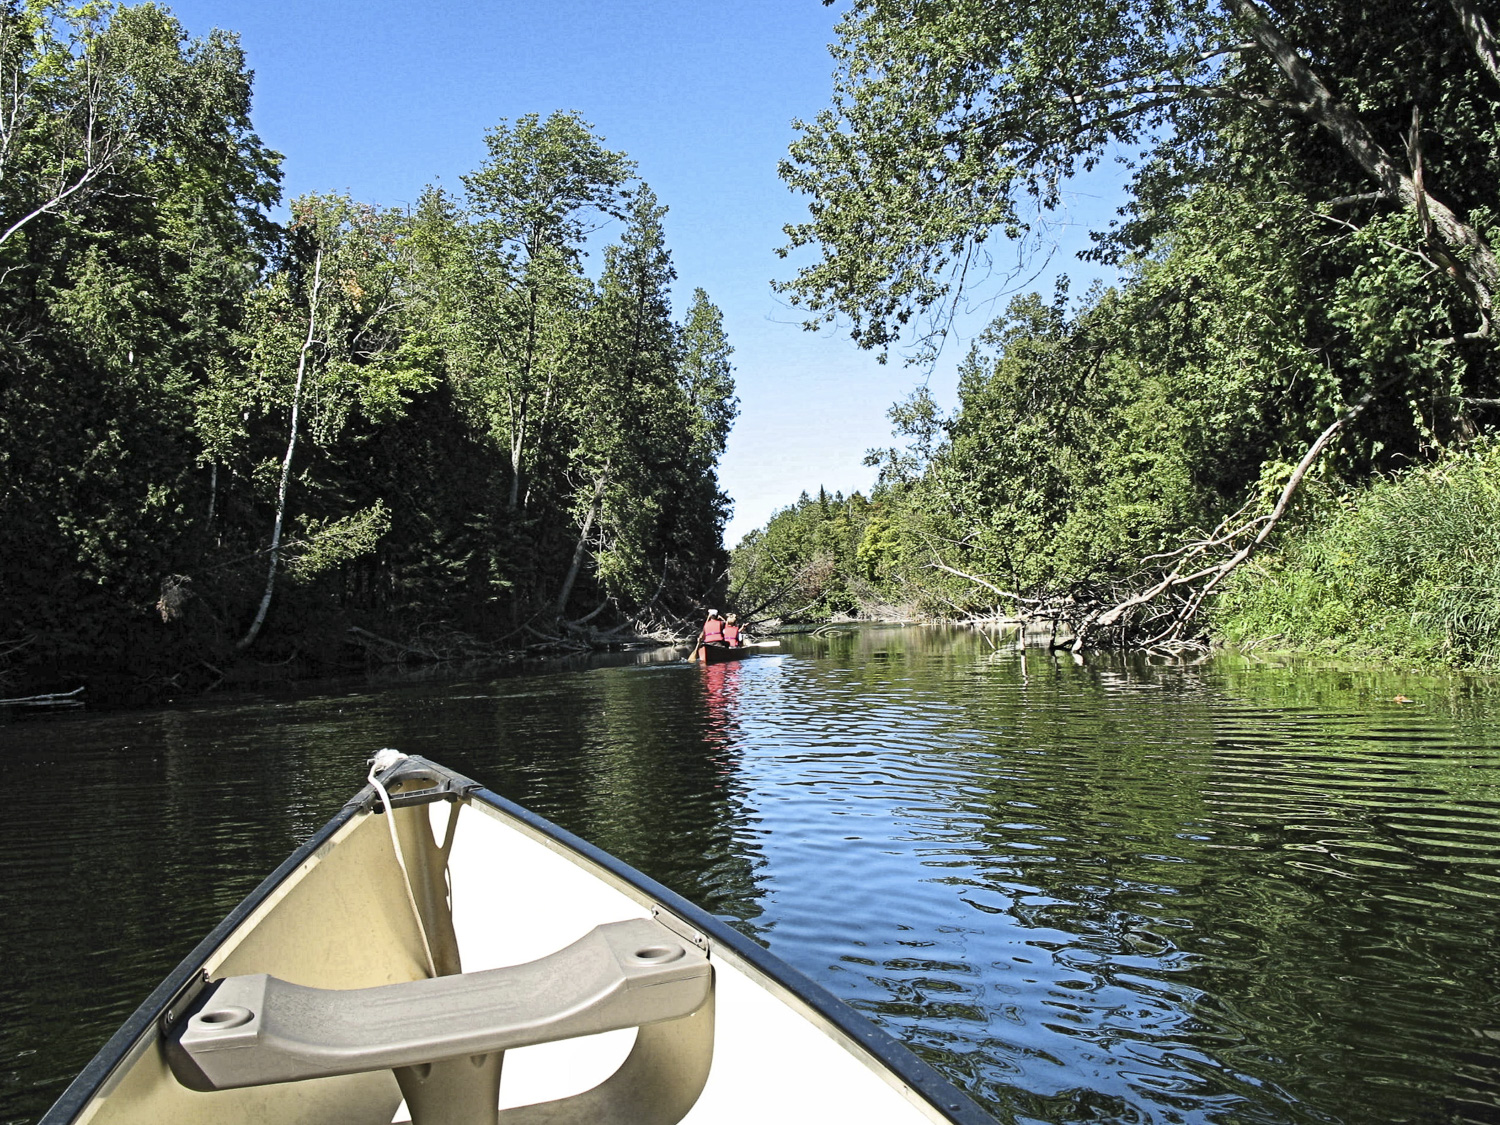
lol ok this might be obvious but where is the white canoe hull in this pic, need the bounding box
[43,757,991,1125]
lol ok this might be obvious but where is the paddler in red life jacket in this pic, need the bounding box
[723,613,742,648]
[702,609,725,646]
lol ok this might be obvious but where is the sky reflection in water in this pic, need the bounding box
[3,627,1499,1124]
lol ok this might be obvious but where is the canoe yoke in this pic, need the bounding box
[166,916,714,1125]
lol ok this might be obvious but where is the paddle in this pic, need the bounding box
[685,629,705,663]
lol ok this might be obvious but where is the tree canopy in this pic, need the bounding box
[780,0,1500,353]
[0,7,738,697]
[754,0,1500,654]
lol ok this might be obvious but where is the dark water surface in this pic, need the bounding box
[4,627,1500,1124]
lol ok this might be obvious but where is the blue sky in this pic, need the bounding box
[166,0,1125,544]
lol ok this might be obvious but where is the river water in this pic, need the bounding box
[4,626,1500,1124]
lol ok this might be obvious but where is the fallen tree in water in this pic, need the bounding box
[0,686,85,712]
[1064,393,1375,653]
[922,394,1371,655]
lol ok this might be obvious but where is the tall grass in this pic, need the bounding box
[1216,440,1500,669]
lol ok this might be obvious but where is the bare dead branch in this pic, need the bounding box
[1071,384,1382,651]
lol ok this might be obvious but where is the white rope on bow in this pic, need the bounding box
[367,749,438,978]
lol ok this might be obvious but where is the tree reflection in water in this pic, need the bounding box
[4,631,1500,1125]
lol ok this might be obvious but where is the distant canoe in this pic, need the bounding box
[697,643,743,664]
[696,641,775,664]
[43,754,992,1125]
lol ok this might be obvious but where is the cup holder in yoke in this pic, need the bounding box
[166,917,714,1125]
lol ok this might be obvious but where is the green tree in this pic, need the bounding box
[730,488,868,620]
[458,111,634,515]
[232,194,426,650]
[0,1,279,683]
[561,187,685,612]
[665,287,739,602]
[0,2,275,250]
[678,288,738,459]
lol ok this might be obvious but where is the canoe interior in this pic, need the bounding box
[48,760,990,1125]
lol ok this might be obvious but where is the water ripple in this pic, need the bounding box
[4,633,1500,1125]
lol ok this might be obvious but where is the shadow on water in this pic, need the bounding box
[3,626,1500,1124]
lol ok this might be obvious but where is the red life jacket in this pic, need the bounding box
[703,616,724,643]
[723,623,741,646]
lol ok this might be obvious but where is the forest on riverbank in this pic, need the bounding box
[0,3,736,700]
[732,0,1500,670]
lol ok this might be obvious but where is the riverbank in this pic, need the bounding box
[0,617,691,713]
[792,608,1500,680]
[732,442,1500,674]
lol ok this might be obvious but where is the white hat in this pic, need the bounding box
[708,608,720,615]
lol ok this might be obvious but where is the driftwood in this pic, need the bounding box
[347,625,441,662]
[346,625,532,664]
[0,685,85,710]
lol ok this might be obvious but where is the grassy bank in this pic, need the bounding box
[733,444,1500,673]
[1215,442,1500,671]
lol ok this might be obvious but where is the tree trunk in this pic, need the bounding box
[237,245,324,652]
[507,421,524,512]
[554,472,608,615]
[1229,0,1498,312]
[1448,0,1500,87]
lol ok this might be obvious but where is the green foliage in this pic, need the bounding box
[679,288,738,457]
[0,9,738,692]
[1217,442,1500,668]
[746,162,1500,645]
[0,0,281,680]
[410,138,737,623]
[753,0,1500,657]
[780,0,1500,356]
[730,488,870,620]
[288,501,391,580]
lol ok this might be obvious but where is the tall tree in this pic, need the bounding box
[560,186,682,613]
[232,194,423,650]
[678,288,738,461]
[458,111,633,514]
[666,287,739,600]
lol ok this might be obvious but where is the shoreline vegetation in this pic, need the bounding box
[6,1,1500,705]
[737,0,1499,673]
[730,437,1500,675]
[0,4,737,705]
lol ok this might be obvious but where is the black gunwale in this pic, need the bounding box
[42,766,997,1125]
